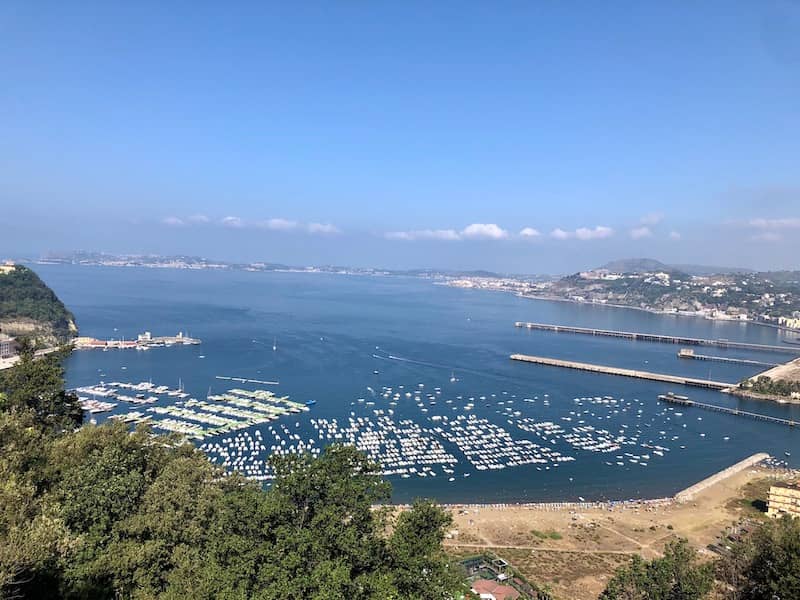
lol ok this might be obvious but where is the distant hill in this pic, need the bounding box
[0,264,76,345]
[599,258,753,276]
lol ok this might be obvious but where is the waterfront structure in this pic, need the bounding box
[514,322,800,355]
[767,482,800,518]
[511,354,735,390]
[74,331,200,349]
[779,316,800,330]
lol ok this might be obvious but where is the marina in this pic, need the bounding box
[515,321,800,355]
[510,354,735,390]
[73,330,201,350]
[75,380,308,440]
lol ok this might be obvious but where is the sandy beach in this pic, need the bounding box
[443,458,792,600]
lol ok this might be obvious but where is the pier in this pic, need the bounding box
[514,322,800,355]
[510,354,735,390]
[658,393,798,427]
[74,331,201,350]
[677,348,778,368]
[215,375,279,385]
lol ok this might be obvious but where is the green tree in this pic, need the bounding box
[0,348,81,431]
[0,355,460,600]
[737,515,800,600]
[388,499,463,599]
[599,539,713,600]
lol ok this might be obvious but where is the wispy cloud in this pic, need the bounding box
[669,231,681,240]
[748,217,800,230]
[385,229,460,241]
[258,218,298,231]
[163,215,339,235]
[577,226,613,240]
[519,227,541,238]
[307,222,340,235]
[460,223,509,240]
[162,216,185,227]
[629,226,652,240]
[751,231,783,242]
[740,216,800,242]
[221,216,245,228]
[385,223,509,242]
[551,226,614,241]
[639,212,664,226]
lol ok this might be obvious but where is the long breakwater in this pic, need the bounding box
[510,354,735,390]
[515,322,800,355]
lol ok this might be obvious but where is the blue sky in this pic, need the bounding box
[1,1,799,272]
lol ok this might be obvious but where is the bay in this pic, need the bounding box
[35,264,800,504]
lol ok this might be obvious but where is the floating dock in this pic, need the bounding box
[514,322,800,355]
[510,354,735,390]
[215,375,279,385]
[677,348,778,368]
[658,393,798,427]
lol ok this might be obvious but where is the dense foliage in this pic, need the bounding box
[0,356,462,600]
[0,265,75,342]
[599,539,713,600]
[742,375,800,398]
[717,515,800,600]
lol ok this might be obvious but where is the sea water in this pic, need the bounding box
[34,264,800,503]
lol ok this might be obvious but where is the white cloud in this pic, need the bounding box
[460,223,509,240]
[551,226,614,241]
[187,214,210,224]
[307,222,340,235]
[385,229,460,241]
[748,217,800,230]
[162,216,185,227]
[751,232,783,242]
[259,218,298,231]
[519,227,541,238]
[575,226,614,240]
[669,231,682,240]
[384,223,509,241]
[629,226,653,240]
[221,216,244,228]
[639,212,664,226]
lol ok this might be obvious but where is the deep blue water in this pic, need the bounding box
[34,264,800,503]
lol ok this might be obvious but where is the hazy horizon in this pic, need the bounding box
[2,2,799,272]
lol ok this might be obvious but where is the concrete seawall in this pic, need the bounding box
[674,452,770,502]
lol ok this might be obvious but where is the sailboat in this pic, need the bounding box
[450,371,457,383]
[272,337,277,352]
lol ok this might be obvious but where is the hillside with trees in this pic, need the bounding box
[0,265,76,345]
[0,349,461,600]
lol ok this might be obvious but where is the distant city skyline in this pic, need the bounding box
[2,2,799,272]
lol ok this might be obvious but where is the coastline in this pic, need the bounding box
[442,279,800,333]
[390,452,775,511]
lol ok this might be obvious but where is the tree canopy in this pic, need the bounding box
[0,354,462,600]
[599,539,713,600]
